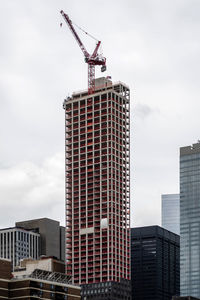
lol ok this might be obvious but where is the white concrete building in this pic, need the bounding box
[0,227,39,270]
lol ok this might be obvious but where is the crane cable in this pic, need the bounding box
[73,21,99,42]
[60,14,102,52]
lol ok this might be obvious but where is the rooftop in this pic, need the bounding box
[63,77,130,107]
[0,226,39,234]
[180,141,200,156]
[13,268,72,285]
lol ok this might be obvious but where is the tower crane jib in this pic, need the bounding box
[60,10,106,94]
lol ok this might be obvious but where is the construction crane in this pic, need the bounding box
[60,10,106,94]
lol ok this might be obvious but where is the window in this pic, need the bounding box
[39,291,43,297]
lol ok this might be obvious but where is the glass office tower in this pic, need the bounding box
[180,142,200,297]
[162,194,180,235]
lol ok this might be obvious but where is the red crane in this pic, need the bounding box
[60,10,106,94]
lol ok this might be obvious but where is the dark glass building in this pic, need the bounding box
[131,226,180,300]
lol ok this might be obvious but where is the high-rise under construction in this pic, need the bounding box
[63,77,131,299]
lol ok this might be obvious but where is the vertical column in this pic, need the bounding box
[9,231,11,260]
[13,230,16,270]
[31,234,33,258]
[72,103,74,283]
[118,93,122,281]
[78,99,81,285]
[114,92,118,282]
[99,94,102,283]
[6,232,8,259]
[34,234,37,259]
[28,232,30,258]
[85,97,88,284]
[107,94,110,281]
[126,87,130,280]
[2,232,4,259]
[122,94,124,279]
[111,93,114,281]
[65,102,73,281]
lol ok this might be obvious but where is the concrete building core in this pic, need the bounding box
[63,77,131,299]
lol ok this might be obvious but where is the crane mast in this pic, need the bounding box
[60,10,106,94]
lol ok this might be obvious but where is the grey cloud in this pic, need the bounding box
[134,103,156,119]
[0,152,65,228]
[1,0,200,228]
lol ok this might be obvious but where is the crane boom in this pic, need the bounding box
[60,10,89,59]
[91,41,101,59]
[60,10,106,94]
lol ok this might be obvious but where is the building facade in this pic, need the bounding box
[173,297,200,300]
[0,258,81,300]
[63,77,131,298]
[131,226,180,300]
[180,142,200,298]
[0,259,11,299]
[0,227,39,270]
[16,218,65,261]
[162,193,180,235]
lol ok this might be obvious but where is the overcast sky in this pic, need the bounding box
[0,0,200,229]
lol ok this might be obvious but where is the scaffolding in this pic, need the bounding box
[25,269,72,284]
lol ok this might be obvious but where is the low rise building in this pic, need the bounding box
[0,258,81,300]
[0,218,65,270]
[0,259,11,299]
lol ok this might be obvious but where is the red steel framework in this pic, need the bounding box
[60,10,106,95]
[63,79,130,285]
